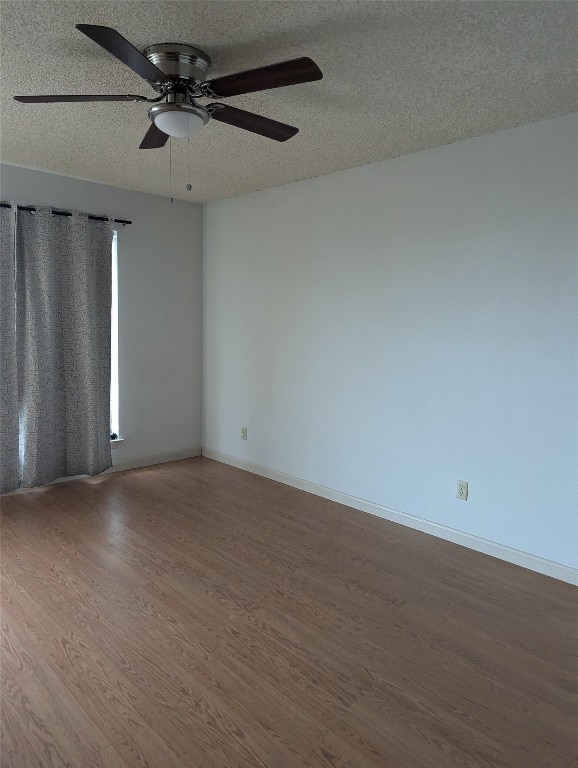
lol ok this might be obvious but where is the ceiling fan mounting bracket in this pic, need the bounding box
[144,43,211,87]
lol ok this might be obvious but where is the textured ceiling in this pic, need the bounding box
[1,1,576,203]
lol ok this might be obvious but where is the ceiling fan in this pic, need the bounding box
[14,24,323,148]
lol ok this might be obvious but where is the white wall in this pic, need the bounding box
[1,163,203,469]
[203,114,578,570]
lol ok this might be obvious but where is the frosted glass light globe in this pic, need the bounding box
[154,110,205,138]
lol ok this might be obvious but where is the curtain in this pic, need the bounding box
[0,206,113,493]
[0,205,19,493]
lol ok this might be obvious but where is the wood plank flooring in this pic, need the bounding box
[1,457,576,767]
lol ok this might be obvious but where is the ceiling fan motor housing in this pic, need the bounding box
[144,43,211,85]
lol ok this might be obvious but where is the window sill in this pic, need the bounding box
[110,438,124,448]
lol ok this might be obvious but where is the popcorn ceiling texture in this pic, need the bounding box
[1,1,576,203]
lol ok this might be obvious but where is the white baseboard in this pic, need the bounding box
[109,448,202,474]
[202,448,578,587]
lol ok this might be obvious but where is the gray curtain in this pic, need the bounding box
[0,205,19,493]
[0,205,113,493]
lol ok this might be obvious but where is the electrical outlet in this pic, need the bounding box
[456,480,468,501]
[241,427,248,440]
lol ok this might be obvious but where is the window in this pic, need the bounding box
[110,231,120,439]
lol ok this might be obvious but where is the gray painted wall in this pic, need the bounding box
[204,114,578,569]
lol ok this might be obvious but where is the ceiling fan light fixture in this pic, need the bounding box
[15,24,322,148]
[148,102,209,138]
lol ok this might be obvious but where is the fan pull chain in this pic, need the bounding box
[169,138,173,204]
[187,121,192,192]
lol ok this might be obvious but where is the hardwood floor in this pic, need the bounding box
[1,457,576,768]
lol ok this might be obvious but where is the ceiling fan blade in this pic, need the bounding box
[76,24,168,83]
[139,123,169,149]
[209,104,298,142]
[14,94,143,103]
[204,57,322,98]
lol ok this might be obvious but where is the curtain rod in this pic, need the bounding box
[0,202,131,226]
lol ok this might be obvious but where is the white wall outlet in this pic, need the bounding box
[456,480,468,501]
[241,427,248,440]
